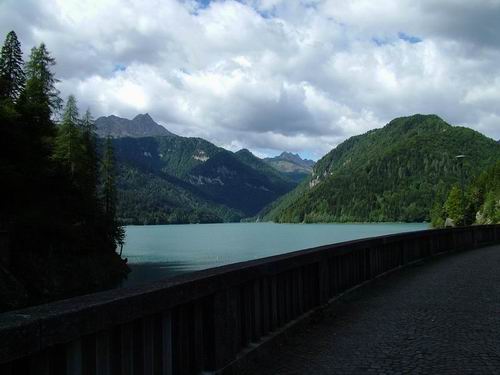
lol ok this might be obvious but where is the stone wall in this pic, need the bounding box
[0,231,9,267]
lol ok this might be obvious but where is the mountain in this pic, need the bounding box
[235,149,300,187]
[264,152,315,182]
[116,163,242,225]
[105,119,298,224]
[188,149,295,215]
[95,113,176,138]
[263,114,500,223]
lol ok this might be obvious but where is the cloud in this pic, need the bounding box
[1,0,500,160]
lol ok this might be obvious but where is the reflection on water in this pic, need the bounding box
[120,222,428,287]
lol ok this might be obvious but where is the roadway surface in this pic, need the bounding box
[244,245,500,375]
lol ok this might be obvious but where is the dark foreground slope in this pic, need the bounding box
[0,36,128,312]
[264,115,500,223]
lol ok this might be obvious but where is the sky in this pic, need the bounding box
[1,0,500,160]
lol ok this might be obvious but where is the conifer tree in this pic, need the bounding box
[102,136,116,217]
[81,109,99,199]
[102,136,125,249]
[0,31,25,101]
[53,95,81,177]
[20,43,62,124]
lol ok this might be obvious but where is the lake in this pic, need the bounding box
[121,222,428,287]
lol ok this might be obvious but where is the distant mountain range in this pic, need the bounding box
[263,152,315,182]
[95,114,302,224]
[96,113,176,138]
[263,114,500,223]
[95,113,499,225]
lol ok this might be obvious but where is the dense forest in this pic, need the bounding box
[109,133,297,224]
[431,161,500,227]
[0,31,128,311]
[264,115,500,223]
[116,164,243,225]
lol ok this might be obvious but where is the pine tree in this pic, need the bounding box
[0,31,25,101]
[81,108,99,199]
[102,136,116,217]
[102,136,125,250]
[20,43,62,124]
[82,108,96,135]
[53,95,82,177]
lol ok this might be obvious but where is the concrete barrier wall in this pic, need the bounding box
[0,225,499,375]
[0,231,9,266]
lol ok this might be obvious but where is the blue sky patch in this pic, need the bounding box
[113,63,127,72]
[372,37,390,46]
[372,32,422,46]
[194,0,211,8]
[398,32,422,44]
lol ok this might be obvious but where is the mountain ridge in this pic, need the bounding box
[263,114,500,223]
[263,151,315,182]
[95,113,176,138]
[102,118,300,223]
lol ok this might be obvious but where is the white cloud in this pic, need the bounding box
[1,0,500,160]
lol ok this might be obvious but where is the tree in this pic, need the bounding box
[444,185,465,226]
[430,201,445,228]
[102,136,116,217]
[102,136,125,250]
[0,32,129,312]
[53,95,82,177]
[82,108,96,135]
[81,109,99,198]
[20,43,62,124]
[0,31,25,101]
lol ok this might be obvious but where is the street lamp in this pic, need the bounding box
[456,155,466,225]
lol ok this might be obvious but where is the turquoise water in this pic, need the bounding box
[121,222,428,286]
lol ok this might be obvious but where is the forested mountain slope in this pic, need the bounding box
[264,114,500,223]
[106,126,297,223]
[116,164,242,225]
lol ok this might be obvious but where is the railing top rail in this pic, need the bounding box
[0,224,498,363]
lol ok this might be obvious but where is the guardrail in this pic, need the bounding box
[1,225,499,374]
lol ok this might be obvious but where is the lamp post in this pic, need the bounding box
[456,155,466,225]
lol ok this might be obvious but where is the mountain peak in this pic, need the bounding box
[275,151,314,165]
[263,151,315,179]
[95,113,176,138]
[236,148,253,156]
[387,114,448,130]
[133,113,153,122]
[279,151,301,162]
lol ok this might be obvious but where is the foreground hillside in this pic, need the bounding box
[0,34,128,311]
[264,115,500,223]
[101,117,298,224]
